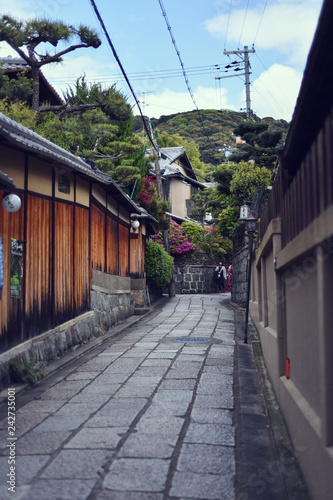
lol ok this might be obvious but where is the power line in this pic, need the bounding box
[89,0,157,151]
[238,0,250,48]
[224,0,233,50]
[157,0,218,152]
[253,0,269,46]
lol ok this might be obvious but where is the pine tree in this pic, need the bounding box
[0,15,101,110]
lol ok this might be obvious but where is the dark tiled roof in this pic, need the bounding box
[0,57,29,71]
[0,113,143,213]
[0,170,15,190]
[0,56,64,106]
[283,0,333,174]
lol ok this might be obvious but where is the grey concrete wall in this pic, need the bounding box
[250,216,333,500]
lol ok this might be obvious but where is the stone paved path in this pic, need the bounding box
[0,294,236,500]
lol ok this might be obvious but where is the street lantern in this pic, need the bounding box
[240,204,250,220]
[2,193,21,213]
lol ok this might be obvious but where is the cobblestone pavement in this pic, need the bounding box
[0,294,309,500]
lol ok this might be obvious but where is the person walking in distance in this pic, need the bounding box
[214,261,227,293]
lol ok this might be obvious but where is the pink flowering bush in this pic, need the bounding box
[151,219,195,255]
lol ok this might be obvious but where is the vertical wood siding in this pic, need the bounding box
[1,184,135,352]
[74,206,90,314]
[0,190,24,350]
[106,215,118,275]
[1,189,91,351]
[24,194,52,338]
[91,203,105,272]
[53,201,74,321]
[119,223,129,276]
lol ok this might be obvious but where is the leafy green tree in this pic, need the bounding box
[229,162,271,203]
[0,64,32,102]
[230,120,283,168]
[0,15,101,110]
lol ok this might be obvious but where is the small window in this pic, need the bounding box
[58,173,70,194]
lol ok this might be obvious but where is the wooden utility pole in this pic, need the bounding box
[152,142,175,297]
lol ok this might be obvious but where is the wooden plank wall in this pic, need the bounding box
[0,190,25,350]
[91,202,129,277]
[0,190,91,351]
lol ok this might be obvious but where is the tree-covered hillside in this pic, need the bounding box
[135,109,289,167]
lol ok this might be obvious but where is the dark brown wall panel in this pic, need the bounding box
[91,203,105,272]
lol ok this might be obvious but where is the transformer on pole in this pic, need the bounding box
[223,45,255,119]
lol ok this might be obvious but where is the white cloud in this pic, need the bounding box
[138,86,231,119]
[250,64,302,120]
[205,1,322,66]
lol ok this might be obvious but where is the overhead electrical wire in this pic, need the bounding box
[157,0,218,152]
[89,0,157,151]
[253,0,269,46]
[224,0,233,50]
[238,0,250,48]
[47,62,236,84]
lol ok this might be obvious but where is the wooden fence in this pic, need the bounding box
[260,110,333,247]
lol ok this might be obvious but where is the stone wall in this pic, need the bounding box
[231,244,248,307]
[173,264,218,294]
[0,270,148,390]
[0,312,96,390]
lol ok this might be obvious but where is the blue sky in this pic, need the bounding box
[0,0,324,121]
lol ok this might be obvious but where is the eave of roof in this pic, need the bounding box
[283,0,333,174]
[0,113,143,214]
[0,170,15,190]
[1,57,64,106]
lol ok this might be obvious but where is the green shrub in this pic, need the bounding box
[9,360,44,385]
[181,221,204,245]
[145,241,174,289]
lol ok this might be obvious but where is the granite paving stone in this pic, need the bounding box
[184,422,235,446]
[190,407,233,425]
[135,415,185,435]
[103,458,169,492]
[176,443,235,475]
[118,432,177,458]
[41,449,113,479]
[95,492,164,500]
[65,427,127,449]
[16,431,72,454]
[0,293,302,500]
[33,414,88,432]
[21,479,97,500]
[193,393,234,409]
[170,471,235,500]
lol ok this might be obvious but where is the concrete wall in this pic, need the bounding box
[249,216,333,500]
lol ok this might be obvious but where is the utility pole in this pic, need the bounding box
[151,140,175,298]
[223,45,255,119]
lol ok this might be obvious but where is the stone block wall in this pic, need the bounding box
[173,265,217,294]
[0,270,149,390]
[231,244,248,308]
[0,312,96,390]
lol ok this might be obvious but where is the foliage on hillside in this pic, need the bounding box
[140,109,289,169]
